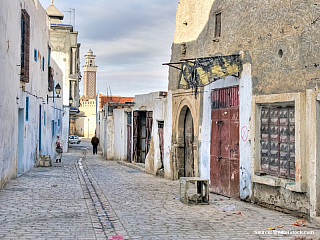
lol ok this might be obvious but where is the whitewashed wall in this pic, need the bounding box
[0,0,64,187]
[113,109,127,161]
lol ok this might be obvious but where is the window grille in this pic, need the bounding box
[260,106,295,179]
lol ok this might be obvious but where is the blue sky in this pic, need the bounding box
[39,0,177,97]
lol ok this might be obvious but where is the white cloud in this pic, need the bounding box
[39,0,177,96]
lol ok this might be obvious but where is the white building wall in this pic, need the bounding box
[113,109,127,161]
[0,0,63,187]
[163,91,173,179]
[106,114,115,160]
[133,91,168,175]
[200,65,252,200]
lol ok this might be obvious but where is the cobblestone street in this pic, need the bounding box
[0,139,319,240]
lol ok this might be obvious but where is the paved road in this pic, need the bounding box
[0,139,319,239]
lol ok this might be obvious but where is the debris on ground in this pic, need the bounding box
[109,235,123,240]
[293,219,306,226]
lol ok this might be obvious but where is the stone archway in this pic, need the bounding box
[176,105,194,178]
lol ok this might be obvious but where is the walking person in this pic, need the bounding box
[55,135,63,162]
[91,135,99,155]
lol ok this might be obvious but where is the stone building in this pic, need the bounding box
[166,0,320,223]
[0,0,64,188]
[46,1,81,151]
[131,92,169,177]
[76,49,99,138]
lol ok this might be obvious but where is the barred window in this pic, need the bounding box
[260,106,295,179]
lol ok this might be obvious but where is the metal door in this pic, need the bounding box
[184,108,194,177]
[210,86,239,198]
[140,112,147,163]
[133,111,139,162]
[17,108,24,176]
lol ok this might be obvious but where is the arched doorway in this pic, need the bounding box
[184,108,194,177]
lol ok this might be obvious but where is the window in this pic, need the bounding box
[34,49,37,62]
[52,120,55,137]
[214,12,221,38]
[20,9,30,83]
[127,112,132,125]
[26,96,29,121]
[48,48,51,66]
[44,111,46,126]
[42,57,45,71]
[260,106,295,179]
[58,119,60,126]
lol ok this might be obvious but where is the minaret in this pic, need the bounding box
[83,49,98,98]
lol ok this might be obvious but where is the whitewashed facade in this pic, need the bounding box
[0,0,64,188]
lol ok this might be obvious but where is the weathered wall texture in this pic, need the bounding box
[133,92,168,176]
[113,109,128,161]
[0,0,63,188]
[169,0,320,221]
[172,0,320,94]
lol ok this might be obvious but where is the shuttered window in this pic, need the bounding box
[48,66,54,91]
[260,106,295,179]
[20,9,30,83]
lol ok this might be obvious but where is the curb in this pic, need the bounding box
[116,160,146,173]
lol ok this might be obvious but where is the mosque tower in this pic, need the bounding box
[83,49,98,98]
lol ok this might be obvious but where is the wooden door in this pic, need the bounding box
[184,108,194,177]
[210,86,240,198]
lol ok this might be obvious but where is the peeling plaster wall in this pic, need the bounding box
[133,92,168,175]
[106,114,115,160]
[169,0,320,218]
[163,91,173,179]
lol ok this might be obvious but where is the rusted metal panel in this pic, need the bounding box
[210,86,240,198]
[184,108,194,177]
[230,159,240,197]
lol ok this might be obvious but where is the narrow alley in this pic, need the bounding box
[0,139,319,240]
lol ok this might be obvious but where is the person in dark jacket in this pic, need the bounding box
[91,135,99,155]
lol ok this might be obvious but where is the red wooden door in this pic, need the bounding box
[210,86,239,198]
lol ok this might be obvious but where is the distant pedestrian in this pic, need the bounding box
[55,135,63,162]
[91,135,99,155]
